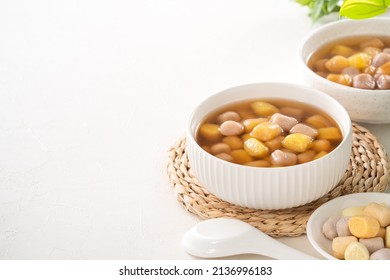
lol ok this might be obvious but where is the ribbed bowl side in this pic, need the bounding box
[187,129,352,210]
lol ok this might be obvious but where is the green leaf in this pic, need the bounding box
[311,0,326,21]
[327,0,340,12]
[295,0,342,21]
[295,0,313,5]
[340,0,389,19]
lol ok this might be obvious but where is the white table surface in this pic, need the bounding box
[1,0,389,260]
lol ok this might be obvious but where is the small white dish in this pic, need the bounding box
[307,192,390,260]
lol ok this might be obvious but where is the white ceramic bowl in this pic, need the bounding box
[186,83,352,210]
[307,192,390,260]
[298,18,390,124]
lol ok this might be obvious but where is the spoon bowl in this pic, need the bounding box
[182,218,317,259]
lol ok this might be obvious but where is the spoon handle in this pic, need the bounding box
[249,231,318,260]
[182,218,319,259]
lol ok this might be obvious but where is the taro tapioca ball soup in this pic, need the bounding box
[196,98,343,167]
[307,36,390,90]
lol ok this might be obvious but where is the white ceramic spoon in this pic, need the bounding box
[182,217,318,259]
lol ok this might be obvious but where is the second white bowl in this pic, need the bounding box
[298,18,390,124]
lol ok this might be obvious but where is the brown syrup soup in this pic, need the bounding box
[196,98,343,167]
[308,36,390,89]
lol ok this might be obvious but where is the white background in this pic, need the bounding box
[0,0,389,260]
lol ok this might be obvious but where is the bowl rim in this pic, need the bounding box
[187,82,352,171]
[297,17,390,96]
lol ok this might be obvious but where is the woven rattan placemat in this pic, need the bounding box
[167,123,390,237]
